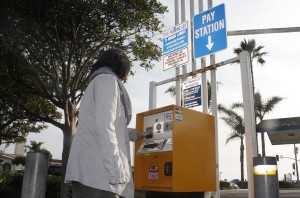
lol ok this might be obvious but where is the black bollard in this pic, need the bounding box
[253,156,279,198]
[21,152,49,198]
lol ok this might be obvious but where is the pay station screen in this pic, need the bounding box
[137,110,173,153]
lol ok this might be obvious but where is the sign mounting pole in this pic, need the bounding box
[175,0,181,106]
[240,51,258,198]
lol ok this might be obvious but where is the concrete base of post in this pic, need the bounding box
[21,152,49,198]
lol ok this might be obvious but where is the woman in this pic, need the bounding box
[65,48,140,198]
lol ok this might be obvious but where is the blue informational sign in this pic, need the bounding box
[183,77,202,109]
[183,85,202,108]
[193,4,227,58]
[163,21,188,56]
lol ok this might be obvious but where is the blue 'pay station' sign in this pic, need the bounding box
[193,4,227,58]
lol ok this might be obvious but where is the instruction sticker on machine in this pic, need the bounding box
[175,107,183,121]
[137,139,167,153]
[149,166,159,179]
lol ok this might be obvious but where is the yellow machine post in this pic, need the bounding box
[134,105,216,193]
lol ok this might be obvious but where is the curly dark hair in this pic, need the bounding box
[91,48,131,82]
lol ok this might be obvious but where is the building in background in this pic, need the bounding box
[0,142,26,172]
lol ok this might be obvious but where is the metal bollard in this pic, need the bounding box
[21,152,49,198]
[253,156,279,198]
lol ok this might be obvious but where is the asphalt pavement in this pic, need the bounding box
[220,189,300,198]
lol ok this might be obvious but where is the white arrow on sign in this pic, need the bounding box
[206,36,214,50]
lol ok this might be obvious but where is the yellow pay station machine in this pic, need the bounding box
[134,105,216,193]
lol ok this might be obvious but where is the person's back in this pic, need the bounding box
[65,48,138,198]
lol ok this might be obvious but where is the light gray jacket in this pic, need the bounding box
[65,74,138,198]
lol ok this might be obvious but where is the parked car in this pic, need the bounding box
[229,182,239,188]
[231,179,241,186]
[48,164,62,176]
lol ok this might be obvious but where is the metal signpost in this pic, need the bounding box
[163,21,189,71]
[193,4,227,197]
[193,4,227,58]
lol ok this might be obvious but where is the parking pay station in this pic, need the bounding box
[134,105,216,193]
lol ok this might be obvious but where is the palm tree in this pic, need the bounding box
[254,91,284,122]
[232,91,284,156]
[234,39,267,65]
[218,104,246,188]
[219,91,284,187]
[165,85,176,98]
[254,91,284,155]
[233,39,268,91]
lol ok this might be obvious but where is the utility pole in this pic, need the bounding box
[294,144,299,183]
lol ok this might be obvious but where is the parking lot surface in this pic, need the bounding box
[221,189,300,198]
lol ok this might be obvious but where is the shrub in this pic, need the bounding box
[46,175,61,198]
[0,172,13,188]
[220,181,230,189]
[0,172,22,198]
[279,180,295,188]
[0,172,62,198]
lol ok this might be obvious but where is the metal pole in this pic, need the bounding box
[198,0,208,113]
[181,0,187,76]
[190,0,196,73]
[156,56,239,86]
[207,0,220,196]
[201,58,208,113]
[180,0,187,107]
[175,0,181,106]
[261,132,266,156]
[210,54,220,198]
[294,144,299,182]
[281,156,300,162]
[21,152,49,198]
[240,51,258,198]
[149,81,157,110]
[227,27,300,36]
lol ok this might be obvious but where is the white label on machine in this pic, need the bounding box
[175,107,183,121]
[154,122,164,134]
[149,166,159,179]
[164,113,173,122]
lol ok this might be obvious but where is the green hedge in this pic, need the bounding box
[0,172,61,198]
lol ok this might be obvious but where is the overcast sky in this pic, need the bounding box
[4,0,300,181]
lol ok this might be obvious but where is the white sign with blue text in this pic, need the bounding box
[193,4,227,58]
[163,21,189,70]
[183,77,202,110]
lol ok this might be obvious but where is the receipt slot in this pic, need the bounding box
[134,105,216,193]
